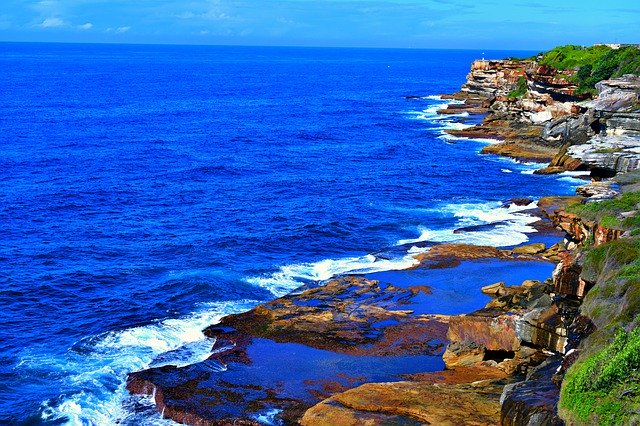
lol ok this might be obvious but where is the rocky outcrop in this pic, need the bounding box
[301,378,506,426]
[568,135,640,173]
[460,60,530,98]
[501,356,564,426]
[127,276,453,424]
[442,278,569,376]
[446,61,640,175]
[547,75,640,174]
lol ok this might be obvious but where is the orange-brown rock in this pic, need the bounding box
[402,365,508,384]
[447,311,521,354]
[414,244,511,268]
[481,141,558,163]
[300,380,505,426]
[210,276,449,356]
[552,251,589,299]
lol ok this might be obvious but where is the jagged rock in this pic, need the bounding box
[542,113,598,146]
[501,355,564,426]
[553,251,588,299]
[460,59,529,98]
[482,281,507,296]
[568,135,640,173]
[575,180,619,199]
[587,75,640,113]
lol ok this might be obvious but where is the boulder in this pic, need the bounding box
[481,281,507,296]
[512,243,546,255]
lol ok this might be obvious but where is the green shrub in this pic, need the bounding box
[560,328,640,425]
[507,76,528,99]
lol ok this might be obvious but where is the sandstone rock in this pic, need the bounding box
[443,341,486,367]
[542,114,597,146]
[521,280,543,289]
[447,311,521,355]
[459,59,530,98]
[512,243,546,255]
[588,75,640,113]
[553,251,588,299]
[481,281,506,296]
[300,380,504,426]
[568,134,640,174]
[501,356,564,426]
[414,243,512,269]
[575,180,619,199]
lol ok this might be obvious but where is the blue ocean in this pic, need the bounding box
[0,43,581,424]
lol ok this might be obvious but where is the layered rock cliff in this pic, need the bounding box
[446,54,640,176]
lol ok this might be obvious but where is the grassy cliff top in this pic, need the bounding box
[560,181,640,424]
[523,44,640,95]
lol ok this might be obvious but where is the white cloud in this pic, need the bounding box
[107,26,131,34]
[38,17,65,28]
[78,22,93,30]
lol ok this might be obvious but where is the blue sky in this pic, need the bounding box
[0,0,637,49]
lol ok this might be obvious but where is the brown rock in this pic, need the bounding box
[512,243,546,255]
[447,312,521,354]
[300,380,504,426]
[414,243,511,268]
[553,251,588,299]
[480,140,557,163]
[481,281,507,296]
[443,341,486,367]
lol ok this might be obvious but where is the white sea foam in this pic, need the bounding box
[438,133,499,144]
[37,299,259,425]
[501,169,513,173]
[397,201,538,248]
[247,253,419,297]
[558,170,590,185]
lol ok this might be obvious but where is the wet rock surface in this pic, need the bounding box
[501,356,564,426]
[127,276,454,424]
[301,378,506,426]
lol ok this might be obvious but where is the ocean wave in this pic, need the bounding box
[36,300,258,425]
[397,201,538,248]
[246,253,419,297]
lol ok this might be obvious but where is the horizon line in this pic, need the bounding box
[0,39,545,52]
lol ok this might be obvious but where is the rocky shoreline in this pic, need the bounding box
[127,51,640,425]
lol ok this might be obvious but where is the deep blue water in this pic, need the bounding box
[0,43,582,424]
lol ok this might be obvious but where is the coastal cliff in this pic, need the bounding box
[443,44,640,425]
[125,45,640,425]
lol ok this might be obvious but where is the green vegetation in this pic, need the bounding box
[536,45,640,95]
[538,45,612,70]
[566,191,640,231]
[594,147,623,154]
[559,186,640,424]
[507,76,528,99]
[560,328,640,425]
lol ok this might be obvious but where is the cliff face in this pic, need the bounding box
[449,59,640,175]
[451,54,640,425]
[460,60,530,98]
